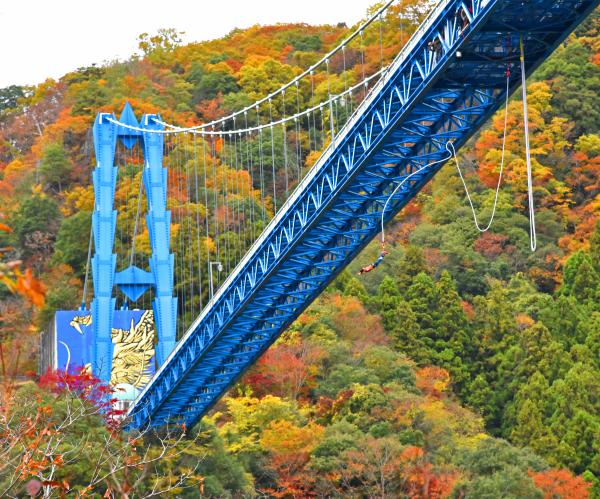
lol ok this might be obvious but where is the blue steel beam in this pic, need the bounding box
[91,114,118,382]
[141,115,178,366]
[128,0,600,428]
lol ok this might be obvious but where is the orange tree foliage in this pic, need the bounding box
[529,468,591,499]
[261,420,324,497]
[244,333,325,400]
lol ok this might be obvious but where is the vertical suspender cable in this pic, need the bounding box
[244,112,256,242]
[282,90,289,199]
[202,136,210,305]
[295,82,302,184]
[310,71,317,151]
[269,99,277,212]
[81,224,93,309]
[129,168,144,267]
[326,59,335,146]
[257,107,266,222]
[193,134,204,311]
[185,133,195,322]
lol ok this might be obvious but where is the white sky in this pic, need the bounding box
[0,1,372,88]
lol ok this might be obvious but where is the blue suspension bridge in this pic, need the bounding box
[47,0,599,429]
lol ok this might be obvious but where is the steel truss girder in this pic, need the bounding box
[128,0,600,429]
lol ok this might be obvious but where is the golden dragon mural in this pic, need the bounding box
[68,310,155,388]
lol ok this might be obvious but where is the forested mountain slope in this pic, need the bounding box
[0,2,598,497]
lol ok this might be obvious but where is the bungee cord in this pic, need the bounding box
[380,152,454,245]
[520,35,537,251]
[446,72,511,233]
[375,57,538,275]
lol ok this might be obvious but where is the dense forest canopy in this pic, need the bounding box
[0,1,598,497]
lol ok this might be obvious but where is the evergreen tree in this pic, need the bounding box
[539,294,587,348]
[589,219,600,274]
[583,314,600,369]
[53,211,92,277]
[10,192,60,263]
[406,272,439,357]
[560,250,588,297]
[343,276,369,304]
[375,276,424,361]
[473,281,519,354]
[396,245,428,292]
[571,257,599,303]
[39,142,72,193]
[434,271,473,390]
[466,374,495,427]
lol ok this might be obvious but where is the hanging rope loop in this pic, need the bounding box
[446,72,510,234]
[380,152,453,244]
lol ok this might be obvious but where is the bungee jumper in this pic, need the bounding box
[358,243,389,275]
[358,35,537,279]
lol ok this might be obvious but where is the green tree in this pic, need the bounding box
[511,392,560,465]
[561,250,588,296]
[406,272,438,328]
[589,219,600,274]
[0,85,26,117]
[39,142,72,193]
[155,418,252,497]
[53,211,91,277]
[36,265,81,327]
[186,63,240,105]
[454,438,546,499]
[571,257,599,303]
[10,192,60,263]
[396,245,428,292]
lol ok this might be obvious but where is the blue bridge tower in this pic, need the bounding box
[89,103,178,382]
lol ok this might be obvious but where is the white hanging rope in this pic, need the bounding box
[520,35,537,251]
[380,152,452,244]
[380,60,538,253]
[446,73,510,233]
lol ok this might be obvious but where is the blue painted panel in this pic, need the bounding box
[55,310,94,374]
[55,310,157,400]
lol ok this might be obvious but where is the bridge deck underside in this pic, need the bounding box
[129,0,599,429]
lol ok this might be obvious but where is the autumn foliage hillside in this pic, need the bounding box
[0,2,599,497]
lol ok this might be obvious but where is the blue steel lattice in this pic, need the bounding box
[128,0,600,428]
